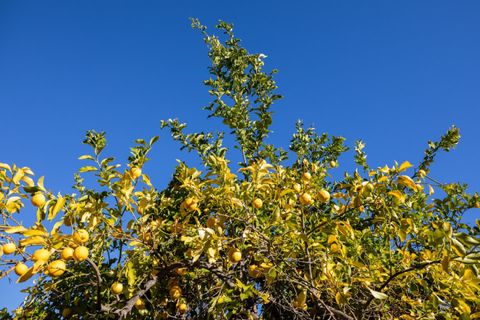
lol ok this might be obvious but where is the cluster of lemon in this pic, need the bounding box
[167,278,188,314]
[1,229,90,279]
[251,171,331,210]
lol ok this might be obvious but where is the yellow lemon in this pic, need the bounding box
[31,193,46,207]
[15,262,29,276]
[252,198,263,209]
[178,303,188,314]
[134,298,145,310]
[61,247,74,260]
[130,167,142,179]
[169,285,182,299]
[111,282,124,295]
[2,243,16,255]
[73,246,89,262]
[299,192,314,206]
[302,172,311,181]
[47,260,66,277]
[228,248,242,263]
[73,229,89,244]
[32,248,50,263]
[318,189,331,203]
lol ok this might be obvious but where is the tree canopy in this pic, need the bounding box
[1,20,479,320]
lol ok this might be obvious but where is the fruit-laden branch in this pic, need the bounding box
[99,262,183,319]
[116,274,158,320]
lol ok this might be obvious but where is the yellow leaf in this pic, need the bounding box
[48,196,65,221]
[6,197,22,213]
[50,221,63,235]
[351,261,367,269]
[4,226,28,234]
[398,161,413,173]
[388,190,406,204]
[428,185,434,195]
[279,189,295,198]
[397,175,418,191]
[20,236,46,247]
[23,229,49,237]
[378,176,389,183]
[22,176,35,187]
[0,163,12,171]
[38,176,45,191]
[335,292,347,305]
[455,299,471,315]
[22,167,34,175]
[327,235,337,245]
[12,169,24,185]
[230,198,243,207]
[142,174,153,187]
[379,165,390,174]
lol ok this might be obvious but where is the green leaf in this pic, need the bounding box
[455,233,480,246]
[23,186,42,194]
[149,136,159,146]
[451,238,467,257]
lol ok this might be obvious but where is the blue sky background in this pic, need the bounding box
[1,0,479,310]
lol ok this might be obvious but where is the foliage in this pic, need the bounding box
[1,20,479,320]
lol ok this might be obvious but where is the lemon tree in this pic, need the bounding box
[1,20,479,320]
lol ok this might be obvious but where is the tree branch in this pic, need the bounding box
[85,257,103,311]
[362,260,440,317]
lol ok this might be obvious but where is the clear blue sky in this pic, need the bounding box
[1,1,479,310]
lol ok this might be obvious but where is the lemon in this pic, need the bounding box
[72,229,89,244]
[73,246,89,262]
[61,247,74,260]
[111,282,124,295]
[299,192,314,206]
[131,167,142,179]
[32,248,50,263]
[169,285,182,299]
[15,262,29,276]
[47,260,66,277]
[31,193,46,207]
[2,243,16,255]
[228,248,242,263]
[318,189,331,203]
[252,198,263,209]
